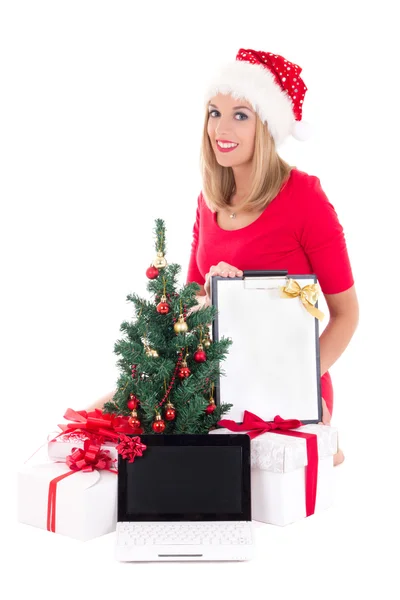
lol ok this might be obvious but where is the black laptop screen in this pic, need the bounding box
[118,435,251,522]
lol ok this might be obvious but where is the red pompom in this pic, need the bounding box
[116,434,146,463]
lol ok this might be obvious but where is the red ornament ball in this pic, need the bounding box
[156,302,170,314]
[127,399,137,410]
[165,407,176,421]
[152,418,166,433]
[146,266,159,279]
[128,416,141,428]
[193,350,207,363]
[178,367,191,379]
[205,401,216,415]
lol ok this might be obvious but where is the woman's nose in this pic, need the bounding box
[215,115,232,136]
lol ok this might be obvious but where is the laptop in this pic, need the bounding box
[116,433,254,561]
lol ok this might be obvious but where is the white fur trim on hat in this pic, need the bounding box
[205,60,297,147]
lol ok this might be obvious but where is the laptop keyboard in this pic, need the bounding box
[117,521,252,546]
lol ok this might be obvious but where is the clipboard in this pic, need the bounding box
[211,270,322,424]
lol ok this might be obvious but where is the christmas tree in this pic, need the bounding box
[103,219,233,434]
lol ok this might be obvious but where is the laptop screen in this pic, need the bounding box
[118,434,251,522]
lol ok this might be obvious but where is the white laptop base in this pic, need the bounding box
[116,520,253,562]
[116,433,253,562]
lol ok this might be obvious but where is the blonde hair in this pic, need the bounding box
[200,107,294,214]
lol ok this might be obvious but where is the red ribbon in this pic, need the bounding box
[47,471,76,533]
[46,436,117,534]
[218,411,319,517]
[56,408,137,444]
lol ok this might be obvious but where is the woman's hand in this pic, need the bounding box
[318,397,344,465]
[204,262,243,301]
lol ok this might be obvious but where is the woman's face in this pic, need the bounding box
[207,93,257,169]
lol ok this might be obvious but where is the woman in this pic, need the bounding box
[186,49,359,465]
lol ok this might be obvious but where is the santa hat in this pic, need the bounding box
[204,49,311,147]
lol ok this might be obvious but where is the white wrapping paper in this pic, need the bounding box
[18,462,117,541]
[210,424,337,473]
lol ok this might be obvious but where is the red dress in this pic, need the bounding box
[186,168,355,416]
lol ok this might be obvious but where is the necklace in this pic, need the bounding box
[228,191,244,219]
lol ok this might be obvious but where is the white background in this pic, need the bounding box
[1,1,399,598]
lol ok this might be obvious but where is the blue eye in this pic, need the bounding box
[208,110,248,121]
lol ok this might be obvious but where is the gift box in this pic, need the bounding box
[211,415,338,526]
[18,461,118,541]
[48,432,118,463]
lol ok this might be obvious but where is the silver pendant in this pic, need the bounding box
[230,213,236,219]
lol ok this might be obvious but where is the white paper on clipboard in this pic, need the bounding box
[212,273,322,423]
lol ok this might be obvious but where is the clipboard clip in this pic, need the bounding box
[242,270,288,278]
[242,270,289,290]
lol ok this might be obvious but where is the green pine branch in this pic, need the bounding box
[154,219,166,255]
[103,218,235,434]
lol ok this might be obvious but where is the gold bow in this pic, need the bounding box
[279,279,325,321]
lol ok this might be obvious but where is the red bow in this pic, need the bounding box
[116,434,147,463]
[218,411,319,518]
[65,438,116,472]
[218,411,302,439]
[57,408,136,443]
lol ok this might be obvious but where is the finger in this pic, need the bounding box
[227,266,243,277]
[210,265,243,278]
[225,270,242,277]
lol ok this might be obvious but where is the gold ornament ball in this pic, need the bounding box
[174,315,188,334]
[153,251,167,269]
